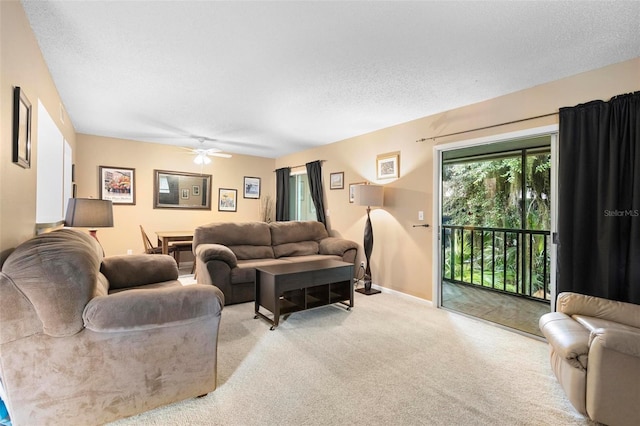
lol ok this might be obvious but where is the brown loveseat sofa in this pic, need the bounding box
[0,229,224,426]
[193,221,359,305]
[539,292,640,426]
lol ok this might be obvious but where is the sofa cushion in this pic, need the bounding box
[269,221,328,245]
[573,315,640,334]
[101,254,178,290]
[232,259,285,283]
[228,245,274,260]
[194,221,271,248]
[278,254,343,263]
[273,241,319,258]
[557,292,640,329]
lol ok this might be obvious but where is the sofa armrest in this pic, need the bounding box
[195,244,238,268]
[83,284,224,332]
[590,327,640,358]
[319,237,358,258]
[539,311,590,370]
[586,327,640,425]
[100,254,178,290]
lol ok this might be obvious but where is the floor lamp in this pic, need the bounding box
[354,184,384,295]
[65,198,114,253]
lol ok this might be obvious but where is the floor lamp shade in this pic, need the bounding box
[354,184,384,208]
[354,185,384,295]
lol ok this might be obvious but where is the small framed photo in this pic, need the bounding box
[192,185,200,196]
[376,151,400,179]
[349,182,366,203]
[181,188,190,199]
[243,176,261,199]
[12,87,32,169]
[218,188,237,212]
[99,166,136,205]
[330,172,344,190]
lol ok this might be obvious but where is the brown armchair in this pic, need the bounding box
[0,229,224,425]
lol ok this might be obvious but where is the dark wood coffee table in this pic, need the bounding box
[254,259,354,329]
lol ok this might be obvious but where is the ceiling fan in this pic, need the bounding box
[188,137,232,164]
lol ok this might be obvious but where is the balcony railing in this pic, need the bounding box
[442,225,550,302]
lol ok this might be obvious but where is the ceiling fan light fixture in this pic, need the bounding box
[194,153,211,165]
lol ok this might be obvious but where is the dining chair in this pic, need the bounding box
[140,225,177,257]
[139,226,194,273]
[172,241,196,274]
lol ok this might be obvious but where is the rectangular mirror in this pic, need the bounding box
[154,169,212,210]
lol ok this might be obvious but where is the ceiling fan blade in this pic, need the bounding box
[190,147,232,158]
[190,135,264,150]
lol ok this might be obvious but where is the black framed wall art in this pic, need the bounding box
[12,86,32,169]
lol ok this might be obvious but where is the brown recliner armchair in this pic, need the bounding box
[0,229,224,426]
[539,292,640,426]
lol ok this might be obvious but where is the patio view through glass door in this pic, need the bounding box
[440,137,552,337]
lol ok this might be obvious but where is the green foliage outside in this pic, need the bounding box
[442,149,551,299]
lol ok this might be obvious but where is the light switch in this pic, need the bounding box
[418,211,424,221]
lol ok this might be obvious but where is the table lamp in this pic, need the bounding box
[65,198,114,249]
[354,184,384,295]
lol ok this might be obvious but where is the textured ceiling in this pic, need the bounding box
[21,1,640,158]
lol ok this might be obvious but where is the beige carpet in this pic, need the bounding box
[109,288,590,426]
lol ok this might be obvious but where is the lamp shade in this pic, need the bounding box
[65,198,114,228]
[354,184,384,207]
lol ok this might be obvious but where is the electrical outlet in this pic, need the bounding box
[418,210,424,221]
[360,261,365,267]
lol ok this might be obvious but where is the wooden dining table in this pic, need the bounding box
[155,230,194,255]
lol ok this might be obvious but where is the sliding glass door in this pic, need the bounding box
[434,130,558,336]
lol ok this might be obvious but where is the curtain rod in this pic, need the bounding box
[274,160,325,172]
[416,112,558,143]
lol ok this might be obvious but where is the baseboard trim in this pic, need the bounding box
[370,283,433,307]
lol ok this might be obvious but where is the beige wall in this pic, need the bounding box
[0,1,77,264]
[75,135,275,256]
[277,57,640,301]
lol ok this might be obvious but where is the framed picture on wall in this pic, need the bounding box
[243,176,261,199]
[218,188,237,212]
[12,87,32,169]
[330,172,344,190]
[99,166,136,205]
[376,151,400,179]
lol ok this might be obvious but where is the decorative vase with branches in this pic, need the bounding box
[260,195,274,222]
